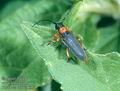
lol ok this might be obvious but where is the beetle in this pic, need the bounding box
[33,20,87,63]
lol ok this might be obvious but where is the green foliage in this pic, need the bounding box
[0,0,71,91]
[0,0,120,91]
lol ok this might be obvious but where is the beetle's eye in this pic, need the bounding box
[96,16,117,28]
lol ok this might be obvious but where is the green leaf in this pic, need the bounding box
[95,24,120,53]
[22,21,120,91]
[95,52,120,91]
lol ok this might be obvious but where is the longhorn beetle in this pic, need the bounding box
[33,20,87,63]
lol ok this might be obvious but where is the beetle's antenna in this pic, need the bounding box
[32,19,57,27]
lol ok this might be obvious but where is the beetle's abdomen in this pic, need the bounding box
[62,32,86,61]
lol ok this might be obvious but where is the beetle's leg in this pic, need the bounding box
[52,34,61,42]
[66,48,79,63]
[66,48,71,62]
[77,38,83,47]
[76,36,83,47]
[66,48,75,62]
[47,33,61,45]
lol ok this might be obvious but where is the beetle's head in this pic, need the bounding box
[55,22,64,30]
